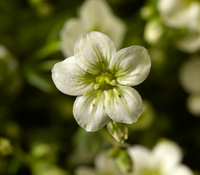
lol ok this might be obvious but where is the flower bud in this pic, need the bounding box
[115,149,133,173]
[107,121,128,143]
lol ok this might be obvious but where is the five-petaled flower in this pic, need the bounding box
[52,31,151,132]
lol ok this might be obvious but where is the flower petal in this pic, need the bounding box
[74,31,116,74]
[127,145,151,174]
[95,151,122,175]
[171,165,194,175]
[104,86,143,124]
[111,46,151,86]
[80,0,112,30]
[73,90,110,132]
[75,166,96,175]
[52,56,95,96]
[152,140,182,172]
[60,18,88,57]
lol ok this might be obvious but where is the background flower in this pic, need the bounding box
[128,140,194,175]
[60,0,126,57]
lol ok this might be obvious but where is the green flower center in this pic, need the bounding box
[95,71,116,90]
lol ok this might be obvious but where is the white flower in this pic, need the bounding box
[60,0,126,57]
[75,151,123,175]
[144,19,164,45]
[128,140,194,175]
[179,57,200,116]
[157,0,200,30]
[52,31,151,132]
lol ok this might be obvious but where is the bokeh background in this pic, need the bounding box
[0,0,200,174]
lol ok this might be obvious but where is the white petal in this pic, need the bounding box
[127,145,151,174]
[176,32,200,53]
[75,166,96,175]
[179,57,200,94]
[187,94,200,116]
[171,165,194,175]
[104,86,143,124]
[52,56,95,96]
[80,0,112,30]
[152,140,182,172]
[111,46,151,86]
[74,31,116,74]
[60,18,88,57]
[73,90,110,132]
[157,0,189,28]
[95,151,122,175]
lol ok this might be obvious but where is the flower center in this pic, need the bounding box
[95,71,116,90]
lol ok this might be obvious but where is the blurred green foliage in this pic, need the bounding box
[0,0,200,174]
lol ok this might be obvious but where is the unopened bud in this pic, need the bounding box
[107,121,128,143]
[115,149,132,173]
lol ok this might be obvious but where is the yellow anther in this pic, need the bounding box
[77,80,80,83]
[126,83,129,86]
[110,80,116,86]
[92,103,95,107]
[94,84,100,90]
[108,100,110,103]
[87,69,89,71]
[105,78,111,84]
[83,92,87,96]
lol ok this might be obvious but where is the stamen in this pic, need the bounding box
[92,103,95,107]
[102,61,105,70]
[76,80,80,83]
[83,87,94,96]
[94,84,100,90]
[115,71,129,77]
[105,78,111,84]
[114,88,121,98]
[87,69,89,71]
[116,81,130,86]
[110,65,114,73]
[110,80,116,86]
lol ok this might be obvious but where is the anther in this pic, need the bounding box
[92,103,95,107]
[94,84,100,90]
[119,95,121,98]
[77,80,80,83]
[83,92,87,96]
[126,83,129,86]
[110,80,116,86]
[102,61,104,64]
[87,69,89,71]
[126,71,129,73]
[105,78,111,84]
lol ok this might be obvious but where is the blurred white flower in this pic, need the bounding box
[157,0,200,53]
[75,151,123,175]
[0,137,13,156]
[176,32,200,53]
[179,57,200,116]
[187,94,200,116]
[128,140,194,175]
[60,0,126,57]
[157,0,200,30]
[144,19,164,45]
[52,31,151,132]
[179,58,200,95]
